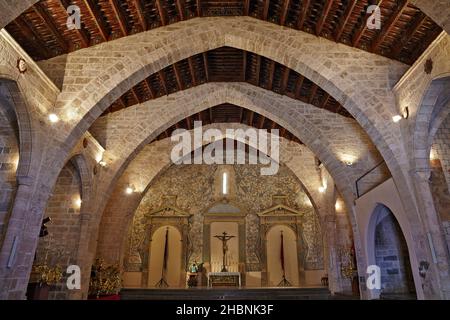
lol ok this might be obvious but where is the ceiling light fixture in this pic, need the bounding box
[49,113,59,123]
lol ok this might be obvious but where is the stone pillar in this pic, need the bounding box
[412,169,450,299]
[322,214,342,294]
[68,213,91,300]
[0,176,42,300]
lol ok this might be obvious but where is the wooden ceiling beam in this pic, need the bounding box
[14,17,51,59]
[308,84,318,104]
[196,0,202,17]
[297,0,311,30]
[267,61,275,91]
[409,25,442,63]
[244,0,250,15]
[258,115,265,129]
[242,51,247,82]
[280,0,291,26]
[280,67,290,94]
[132,0,148,31]
[370,0,409,53]
[294,75,304,99]
[118,96,127,108]
[144,78,155,99]
[270,120,277,130]
[209,107,213,124]
[248,110,254,126]
[316,0,335,36]
[131,87,141,104]
[280,127,286,137]
[173,63,184,90]
[83,0,109,42]
[33,3,69,52]
[320,93,330,109]
[158,70,168,95]
[176,0,185,20]
[335,0,357,42]
[203,53,210,82]
[186,116,192,130]
[239,108,244,123]
[255,55,261,86]
[390,12,426,58]
[263,0,270,20]
[109,0,128,36]
[353,0,384,47]
[58,0,90,47]
[188,57,197,86]
[155,0,167,26]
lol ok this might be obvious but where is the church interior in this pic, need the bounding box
[0,0,449,301]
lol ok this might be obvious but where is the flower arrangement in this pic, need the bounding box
[32,264,63,285]
[89,259,122,297]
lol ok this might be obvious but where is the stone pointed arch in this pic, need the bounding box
[54,18,407,202]
[96,125,326,263]
[0,79,35,181]
[412,76,450,171]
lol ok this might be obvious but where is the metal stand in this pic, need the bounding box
[155,277,169,288]
[277,274,292,287]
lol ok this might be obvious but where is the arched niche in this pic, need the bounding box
[266,225,299,287]
[202,201,246,283]
[148,225,183,288]
[137,197,191,289]
[367,204,416,299]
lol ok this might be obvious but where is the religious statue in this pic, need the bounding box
[190,261,199,273]
[214,231,235,272]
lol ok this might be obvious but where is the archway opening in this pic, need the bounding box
[371,204,416,299]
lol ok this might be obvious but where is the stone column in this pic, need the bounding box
[0,176,42,299]
[412,168,450,299]
[68,212,91,300]
[322,214,342,294]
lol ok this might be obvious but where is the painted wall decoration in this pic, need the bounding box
[124,163,324,273]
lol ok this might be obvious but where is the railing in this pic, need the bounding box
[355,161,391,198]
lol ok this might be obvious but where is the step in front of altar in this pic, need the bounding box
[120,287,331,300]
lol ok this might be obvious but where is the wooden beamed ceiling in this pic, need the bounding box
[153,103,303,144]
[104,46,349,118]
[5,0,442,64]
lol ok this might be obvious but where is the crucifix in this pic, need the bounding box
[214,231,235,272]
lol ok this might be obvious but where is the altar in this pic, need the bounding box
[207,272,241,288]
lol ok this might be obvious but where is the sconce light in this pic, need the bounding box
[393,107,409,123]
[125,185,135,195]
[49,113,60,123]
[318,186,326,193]
[392,115,402,123]
[335,201,342,211]
[75,198,82,208]
[98,160,107,167]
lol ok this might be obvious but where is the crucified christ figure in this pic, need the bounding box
[214,231,235,272]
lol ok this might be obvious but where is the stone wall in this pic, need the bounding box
[37,55,68,91]
[0,1,38,29]
[374,207,416,295]
[32,161,82,299]
[124,163,324,276]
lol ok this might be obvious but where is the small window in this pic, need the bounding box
[222,172,228,195]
